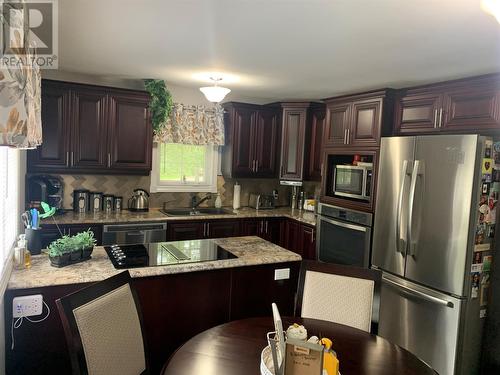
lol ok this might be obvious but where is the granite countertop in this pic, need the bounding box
[43,207,317,227]
[8,236,302,290]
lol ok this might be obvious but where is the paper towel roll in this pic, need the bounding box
[233,182,241,209]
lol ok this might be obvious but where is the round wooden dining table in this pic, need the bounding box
[162,316,437,375]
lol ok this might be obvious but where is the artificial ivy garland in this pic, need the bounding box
[144,79,173,134]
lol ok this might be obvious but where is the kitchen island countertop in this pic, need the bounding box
[8,236,301,290]
[42,207,317,226]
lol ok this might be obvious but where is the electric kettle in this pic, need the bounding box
[128,189,150,212]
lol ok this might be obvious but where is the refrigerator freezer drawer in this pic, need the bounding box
[379,275,463,375]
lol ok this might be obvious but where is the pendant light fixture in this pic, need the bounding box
[200,77,231,103]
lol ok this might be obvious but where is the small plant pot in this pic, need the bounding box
[70,250,82,261]
[49,253,71,267]
[82,246,94,259]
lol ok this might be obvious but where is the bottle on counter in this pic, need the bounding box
[298,191,305,211]
[233,182,241,210]
[17,234,31,269]
[215,193,222,208]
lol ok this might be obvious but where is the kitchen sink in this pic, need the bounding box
[160,208,236,216]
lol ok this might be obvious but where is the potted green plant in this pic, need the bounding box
[48,229,96,267]
[48,236,72,267]
[74,230,96,259]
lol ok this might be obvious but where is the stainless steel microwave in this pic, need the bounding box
[333,164,372,201]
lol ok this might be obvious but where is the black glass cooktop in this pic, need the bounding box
[105,240,237,269]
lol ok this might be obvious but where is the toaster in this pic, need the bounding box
[248,194,275,210]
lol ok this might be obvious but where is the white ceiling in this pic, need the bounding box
[58,0,500,101]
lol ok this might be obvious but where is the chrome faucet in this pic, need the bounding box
[191,194,212,210]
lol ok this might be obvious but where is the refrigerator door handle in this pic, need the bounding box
[396,160,410,255]
[408,159,423,257]
[383,276,454,308]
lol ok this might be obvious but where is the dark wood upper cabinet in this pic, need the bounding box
[304,104,326,181]
[279,103,309,180]
[394,90,442,133]
[443,86,499,130]
[255,108,280,177]
[71,89,108,169]
[324,90,394,149]
[324,102,351,148]
[28,81,71,170]
[394,74,500,135]
[232,105,257,177]
[222,102,280,178]
[28,80,152,175]
[108,91,152,172]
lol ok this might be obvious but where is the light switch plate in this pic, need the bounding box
[274,268,290,280]
[13,294,43,318]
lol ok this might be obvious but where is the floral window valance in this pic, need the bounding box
[153,103,224,146]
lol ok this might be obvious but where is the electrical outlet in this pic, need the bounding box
[274,268,290,280]
[13,295,43,318]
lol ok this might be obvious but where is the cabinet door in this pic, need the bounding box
[280,107,307,180]
[443,86,499,131]
[324,102,351,147]
[305,106,326,180]
[395,91,442,134]
[241,219,262,237]
[264,219,283,246]
[349,98,382,147]
[255,109,280,177]
[71,89,108,169]
[299,224,316,260]
[232,107,257,177]
[27,82,71,171]
[284,220,302,255]
[167,222,204,241]
[206,220,240,239]
[108,92,152,173]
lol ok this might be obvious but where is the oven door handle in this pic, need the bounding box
[318,217,368,232]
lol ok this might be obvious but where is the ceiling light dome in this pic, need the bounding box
[200,77,231,103]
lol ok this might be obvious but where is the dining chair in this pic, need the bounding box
[296,260,381,333]
[56,271,149,375]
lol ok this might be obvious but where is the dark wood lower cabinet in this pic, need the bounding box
[206,220,240,238]
[241,218,284,246]
[166,221,204,240]
[4,262,300,375]
[284,220,316,260]
[166,220,240,240]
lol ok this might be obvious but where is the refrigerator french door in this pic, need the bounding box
[372,135,485,375]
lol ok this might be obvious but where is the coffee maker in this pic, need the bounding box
[27,175,64,212]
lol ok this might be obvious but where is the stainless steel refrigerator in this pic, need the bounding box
[372,134,496,375]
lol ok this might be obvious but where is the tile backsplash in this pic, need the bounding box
[48,174,321,209]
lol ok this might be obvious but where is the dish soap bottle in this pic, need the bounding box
[215,193,222,208]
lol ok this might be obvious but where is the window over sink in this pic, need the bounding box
[150,143,219,193]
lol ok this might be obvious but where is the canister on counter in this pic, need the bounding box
[89,192,103,213]
[114,196,123,212]
[103,194,114,212]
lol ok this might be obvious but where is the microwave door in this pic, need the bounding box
[334,166,364,199]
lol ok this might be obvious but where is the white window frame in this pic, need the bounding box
[150,143,219,193]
